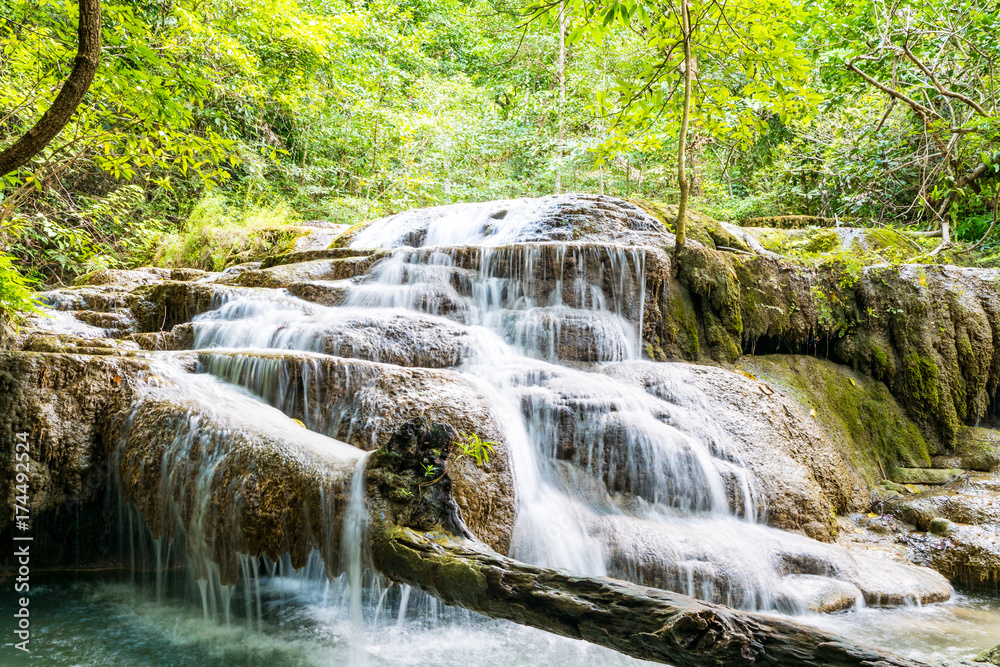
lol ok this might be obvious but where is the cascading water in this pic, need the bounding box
[182,199,864,613]
[15,196,1000,665]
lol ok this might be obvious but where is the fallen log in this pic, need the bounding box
[366,418,974,667]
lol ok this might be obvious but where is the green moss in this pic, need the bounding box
[740,355,931,488]
[662,244,992,451]
[954,427,1000,471]
[663,287,700,359]
[329,220,372,248]
[855,336,894,380]
[903,352,940,408]
[631,199,751,252]
[151,196,307,271]
[433,551,488,595]
[747,227,926,270]
[802,229,841,253]
[865,228,917,260]
[676,247,744,361]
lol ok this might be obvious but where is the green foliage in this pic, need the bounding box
[545,0,819,170]
[0,254,38,330]
[152,196,301,271]
[0,0,997,287]
[456,432,497,468]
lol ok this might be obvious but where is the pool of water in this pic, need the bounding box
[2,573,997,666]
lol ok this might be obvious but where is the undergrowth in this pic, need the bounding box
[152,196,303,271]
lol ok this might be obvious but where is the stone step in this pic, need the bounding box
[889,467,964,485]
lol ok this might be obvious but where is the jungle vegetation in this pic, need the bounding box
[0,0,998,320]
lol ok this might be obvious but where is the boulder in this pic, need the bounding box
[890,468,965,485]
[882,473,1000,588]
[956,427,1000,472]
[781,575,861,613]
[108,367,364,582]
[340,194,677,249]
[197,349,516,553]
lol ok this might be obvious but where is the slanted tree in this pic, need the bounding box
[533,0,818,253]
[555,0,568,193]
[0,0,101,177]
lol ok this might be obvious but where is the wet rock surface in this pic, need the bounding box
[876,472,1000,589]
[602,360,866,540]
[110,369,364,582]
[0,351,149,533]
[341,194,678,249]
[11,193,1000,642]
[196,349,516,553]
[781,575,861,613]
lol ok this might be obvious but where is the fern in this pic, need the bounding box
[83,185,145,225]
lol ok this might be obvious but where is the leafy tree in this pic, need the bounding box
[533,0,819,249]
[835,0,1000,253]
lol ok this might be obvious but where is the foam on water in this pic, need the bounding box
[31,200,1000,663]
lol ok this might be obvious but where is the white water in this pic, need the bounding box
[23,197,1000,663]
[182,218,874,613]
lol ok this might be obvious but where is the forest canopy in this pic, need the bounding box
[0,0,998,306]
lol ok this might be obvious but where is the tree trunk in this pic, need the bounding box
[555,0,567,194]
[0,0,102,177]
[674,0,693,252]
[371,527,965,667]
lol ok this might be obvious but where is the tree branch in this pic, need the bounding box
[900,43,988,117]
[0,0,102,177]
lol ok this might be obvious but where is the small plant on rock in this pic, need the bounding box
[418,432,499,488]
[456,432,496,467]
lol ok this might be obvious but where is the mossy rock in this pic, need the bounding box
[329,220,372,249]
[741,215,838,229]
[631,199,751,253]
[738,355,932,489]
[889,467,964,485]
[928,517,956,536]
[955,427,1000,471]
[153,225,308,272]
[748,227,921,265]
[976,643,1000,665]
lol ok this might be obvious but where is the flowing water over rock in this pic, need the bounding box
[171,196,950,612]
[10,194,1000,664]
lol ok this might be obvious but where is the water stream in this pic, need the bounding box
[9,198,1000,664]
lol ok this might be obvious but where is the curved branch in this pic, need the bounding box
[900,44,988,117]
[0,0,102,177]
[845,57,943,121]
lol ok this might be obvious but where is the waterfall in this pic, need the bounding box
[174,199,866,614]
[22,195,1000,664]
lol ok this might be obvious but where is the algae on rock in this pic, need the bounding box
[738,355,932,488]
